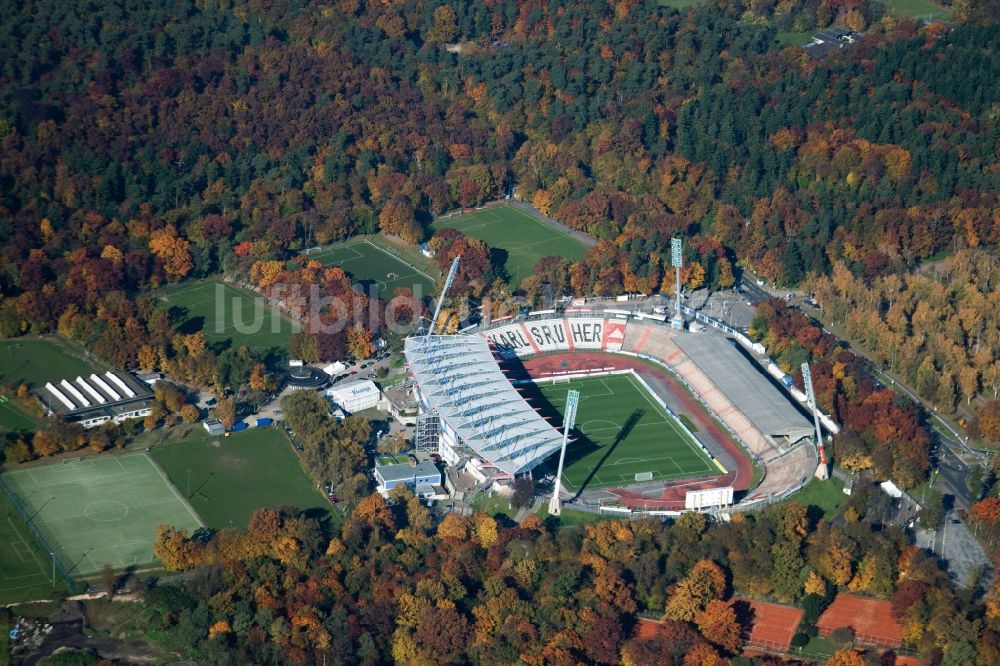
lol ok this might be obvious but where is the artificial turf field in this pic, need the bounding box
[150,426,336,529]
[525,373,718,493]
[307,237,436,299]
[430,206,588,284]
[1,454,202,577]
[160,278,295,352]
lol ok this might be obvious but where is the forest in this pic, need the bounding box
[1,0,996,329]
[142,484,994,665]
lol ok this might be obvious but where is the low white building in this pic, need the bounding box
[31,371,154,429]
[327,379,381,413]
[322,361,347,376]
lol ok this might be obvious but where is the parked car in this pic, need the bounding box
[327,494,339,504]
[323,481,333,493]
[349,370,358,376]
[293,443,304,451]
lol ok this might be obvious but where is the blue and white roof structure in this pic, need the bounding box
[404,334,564,475]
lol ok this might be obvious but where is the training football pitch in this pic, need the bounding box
[160,279,295,352]
[524,373,719,493]
[150,426,337,529]
[430,206,587,284]
[307,238,436,299]
[1,454,202,577]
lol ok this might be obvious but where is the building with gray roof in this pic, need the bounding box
[673,334,814,449]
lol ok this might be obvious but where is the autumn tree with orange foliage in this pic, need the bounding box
[148,225,193,279]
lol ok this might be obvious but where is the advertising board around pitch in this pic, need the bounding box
[685,486,735,510]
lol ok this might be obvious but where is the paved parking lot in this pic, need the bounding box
[917,510,990,588]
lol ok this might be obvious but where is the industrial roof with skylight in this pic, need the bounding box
[404,334,565,475]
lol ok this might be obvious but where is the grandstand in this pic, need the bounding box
[404,335,565,477]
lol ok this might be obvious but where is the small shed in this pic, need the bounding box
[203,419,225,436]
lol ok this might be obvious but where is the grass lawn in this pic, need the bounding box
[0,337,98,389]
[159,278,295,353]
[472,493,514,520]
[150,426,337,530]
[430,206,588,285]
[377,454,411,465]
[1,454,202,577]
[776,30,814,47]
[0,488,69,604]
[796,635,839,659]
[537,503,609,528]
[880,0,952,19]
[780,477,845,519]
[659,0,705,8]
[0,400,39,433]
[522,374,717,494]
[307,237,437,299]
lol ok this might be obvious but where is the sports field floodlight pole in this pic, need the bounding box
[802,362,829,480]
[548,389,580,517]
[427,256,461,337]
[671,238,683,330]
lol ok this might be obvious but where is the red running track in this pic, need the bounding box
[512,352,755,508]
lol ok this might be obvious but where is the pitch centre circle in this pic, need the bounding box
[83,500,129,522]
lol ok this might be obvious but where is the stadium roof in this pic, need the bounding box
[673,334,814,446]
[404,334,565,475]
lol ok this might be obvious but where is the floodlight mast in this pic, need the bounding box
[801,362,829,480]
[671,238,683,330]
[548,389,580,516]
[427,256,461,337]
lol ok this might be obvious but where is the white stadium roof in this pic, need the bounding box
[404,334,565,475]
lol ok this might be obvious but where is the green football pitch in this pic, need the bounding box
[430,206,588,284]
[150,426,337,529]
[160,279,295,352]
[306,238,436,299]
[1,454,202,577]
[524,374,719,493]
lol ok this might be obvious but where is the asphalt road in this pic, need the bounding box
[738,276,772,304]
[936,439,973,509]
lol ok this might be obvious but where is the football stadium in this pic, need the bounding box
[405,314,827,513]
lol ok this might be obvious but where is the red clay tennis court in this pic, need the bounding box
[817,593,903,648]
[636,618,662,640]
[738,598,804,652]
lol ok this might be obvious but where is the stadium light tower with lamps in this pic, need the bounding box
[801,362,829,480]
[427,256,461,336]
[671,237,684,330]
[548,389,580,517]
